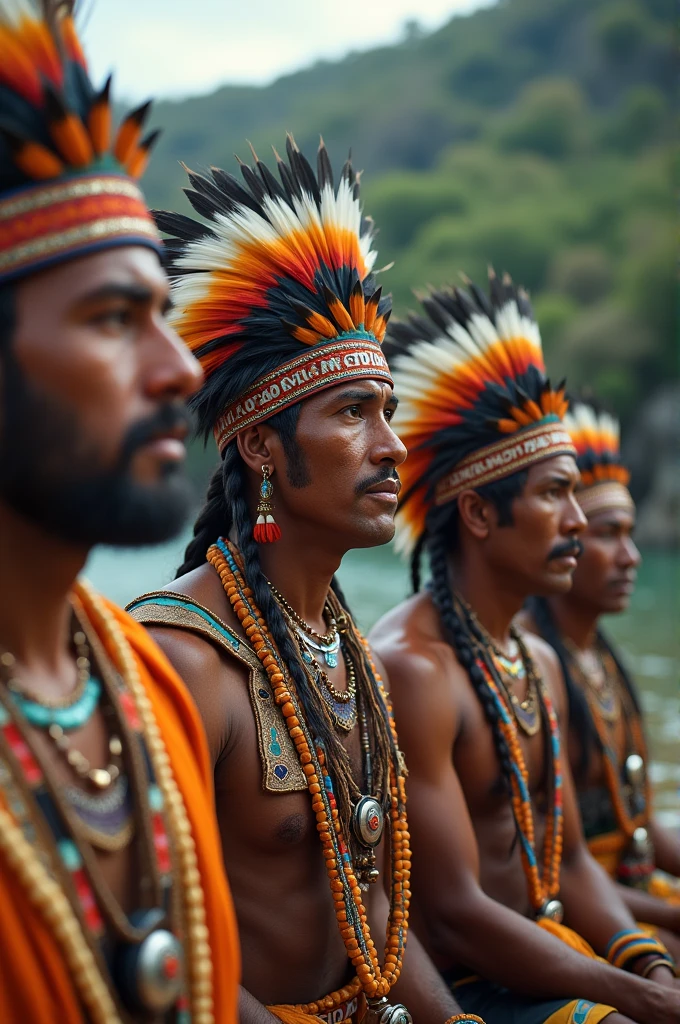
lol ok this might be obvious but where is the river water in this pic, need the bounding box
[87,539,679,825]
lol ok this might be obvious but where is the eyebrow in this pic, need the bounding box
[75,283,171,312]
[334,388,399,408]
[544,474,575,487]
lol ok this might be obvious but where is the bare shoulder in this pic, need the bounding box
[369,591,467,713]
[146,562,252,763]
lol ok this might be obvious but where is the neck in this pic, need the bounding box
[449,549,527,651]
[253,522,344,634]
[0,502,88,672]
[546,594,599,651]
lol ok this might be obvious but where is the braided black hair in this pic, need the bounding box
[427,505,516,795]
[415,469,530,799]
[526,595,643,780]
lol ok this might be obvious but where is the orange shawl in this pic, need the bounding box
[0,597,240,1023]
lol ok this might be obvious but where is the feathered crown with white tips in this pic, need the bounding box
[563,401,630,488]
[157,136,392,443]
[385,269,571,556]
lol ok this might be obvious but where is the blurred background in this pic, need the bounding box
[82,0,678,817]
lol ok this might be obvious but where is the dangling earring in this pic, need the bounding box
[253,465,281,544]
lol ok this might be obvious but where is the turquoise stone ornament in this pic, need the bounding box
[10,677,101,730]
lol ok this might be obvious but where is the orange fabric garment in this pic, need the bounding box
[0,597,240,1024]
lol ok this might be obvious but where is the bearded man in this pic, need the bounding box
[128,138,479,1024]
[369,273,680,1024]
[522,400,680,957]
[0,3,239,1020]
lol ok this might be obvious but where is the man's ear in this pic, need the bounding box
[457,489,493,541]
[236,424,283,477]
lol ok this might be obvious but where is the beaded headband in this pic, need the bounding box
[564,402,633,519]
[435,422,575,506]
[0,2,161,284]
[384,270,574,555]
[157,135,393,448]
[213,338,391,451]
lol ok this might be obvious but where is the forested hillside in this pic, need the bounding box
[144,0,674,423]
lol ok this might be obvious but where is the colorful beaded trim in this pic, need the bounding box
[480,661,563,913]
[206,539,410,1012]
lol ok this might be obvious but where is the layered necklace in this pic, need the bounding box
[268,581,357,732]
[566,637,651,855]
[0,580,213,1023]
[454,595,564,923]
[208,539,411,1024]
[456,595,540,737]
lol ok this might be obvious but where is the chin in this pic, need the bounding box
[536,570,575,596]
[350,517,396,550]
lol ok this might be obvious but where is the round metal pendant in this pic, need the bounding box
[365,997,413,1024]
[115,915,184,1013]
[625,753,645,788]
[631,826,651,858]
[540,899,564,923]
[352,796,385,848]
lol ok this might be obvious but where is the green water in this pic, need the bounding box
[86,540,679,823]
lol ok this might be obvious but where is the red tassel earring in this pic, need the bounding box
[253,465,281,543]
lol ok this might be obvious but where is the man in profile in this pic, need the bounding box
[522,399,680,957]
[0,3,239,1019]
[370,272,680,1024]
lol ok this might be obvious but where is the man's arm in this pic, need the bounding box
[373,630,680,1024]
[650,819,680,881]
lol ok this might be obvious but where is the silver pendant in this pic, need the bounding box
[540,899,564,923]
[352,796,385,848]
[364,997,413,1024]
[115,918,184,1013]
[631,826,652,859]
[625,753,645,789]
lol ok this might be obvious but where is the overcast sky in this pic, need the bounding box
[81,0,491,101]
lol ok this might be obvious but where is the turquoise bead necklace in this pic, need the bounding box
[0,624,122,790]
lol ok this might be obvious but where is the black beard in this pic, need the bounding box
[0,345,194,548]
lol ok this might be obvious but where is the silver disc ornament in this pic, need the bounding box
[364,996,413,1024]
[353,796,385,848]
[114,909,184,1013]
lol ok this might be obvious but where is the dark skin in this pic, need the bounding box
[522,506,680,955]
[0,249,202,960]
[370,455,680,1024]
[148,380,465,1024]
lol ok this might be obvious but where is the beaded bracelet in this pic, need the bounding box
[444,1016,486,1023]
[605,929,675,972]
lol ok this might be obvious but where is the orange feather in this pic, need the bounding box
[304,310,339,339]
[12,139,65,180]
[289,324,321,346]
[497,418,521,434]
[88,77,112,156]
[523,399,543,422]
[326,293,355,333]
[61,16,87,69]
[507,405,533,427]
[363,288,382,333]
[349,280,365,328]
[49,112,93,168]
[114,101,151,165]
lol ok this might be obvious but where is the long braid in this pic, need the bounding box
[409,530,427,594]
[427,526,515,796]
[177,460,231,576]
[224,449,394,841]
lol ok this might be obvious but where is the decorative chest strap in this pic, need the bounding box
[126,592,307,794]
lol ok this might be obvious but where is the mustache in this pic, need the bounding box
[355,467,401,496]
[547,537,584,561]
[118,402,193,467]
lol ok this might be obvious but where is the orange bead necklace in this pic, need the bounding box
[207,539,410,1013]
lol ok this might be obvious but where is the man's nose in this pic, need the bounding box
[144,320,204,401]
[563,493,587,534]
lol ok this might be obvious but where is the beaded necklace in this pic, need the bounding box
[207,539,410,1015]
[0,580,214,1024]
[457,602,564,918]
[567,641,650,843]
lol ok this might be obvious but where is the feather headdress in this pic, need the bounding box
[157,136,393,451]
[563,401,633,517]
[385,269,575,555]
[0,0,160,283]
